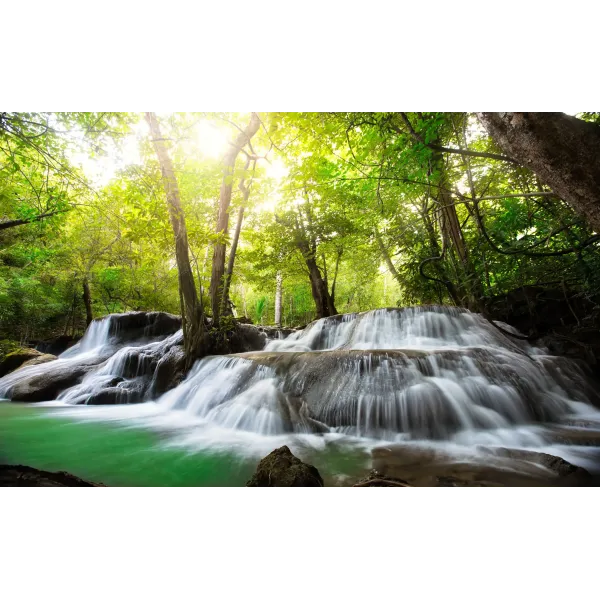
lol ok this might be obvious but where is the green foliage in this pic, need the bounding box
[1,111,599,342]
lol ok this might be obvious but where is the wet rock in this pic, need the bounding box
[223,323,297,354]
[150,345,187,397]
[0,348,54,377]
[35,335,80,356]
[484,286,600,378]
[546,424,600,446]
[352,470,411,487]
[3,356,106,402]
[86,386,144,405]
[17,353,57,370]
[246,446,324,487]
[371,444,592,487]
[0,464,103,487]
[233,348,580,438]
[477,447,592,483]
[103,311,182,344]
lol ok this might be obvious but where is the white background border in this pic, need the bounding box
[2,1,599,598]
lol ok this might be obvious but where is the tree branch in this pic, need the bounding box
[0,209,70,231]
[396,113,519,164]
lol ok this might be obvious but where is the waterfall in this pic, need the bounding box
[142,307,600,447]
[3,306,600,473]
[60,317,113,357]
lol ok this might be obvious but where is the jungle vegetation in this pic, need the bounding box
[1,111,599,353]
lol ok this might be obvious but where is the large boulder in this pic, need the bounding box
[0,464,103,487]
[0,348,55,377]
[103,311,182,344]
[1,355,107,402]
[17,353,57,370]
[246,446,324,487]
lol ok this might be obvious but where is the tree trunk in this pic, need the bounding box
[421,203,462,306]
[210,113,261,326]
[82,278,93,327]
[477,112,600,233]
[274,271,283,327]
[374,228,403,287]
[305,255,337,319]
[145,112,205,363]
[330,247,343,308]
[432,145,482,309]
[220,205,244,318]
[220,158,255,318]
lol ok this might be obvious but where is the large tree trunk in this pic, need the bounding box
[274,271,283,327]
[330,247,343,308]
[220,158,254,318]
[477,112,600,233]
[210,113,261,326]
[305,256,337,319]
[431,142,482,309]
[220,205,245,318]
[421,203,462,306]
[82,278,93,327]
[145,112,205,363]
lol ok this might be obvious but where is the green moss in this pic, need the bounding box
[0,339,21,362]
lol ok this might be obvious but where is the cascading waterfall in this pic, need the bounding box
[2,306,600,477]
[0,316,115,399]
[145,307,599,445]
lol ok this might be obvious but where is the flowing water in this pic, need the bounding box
[2,306,600,485]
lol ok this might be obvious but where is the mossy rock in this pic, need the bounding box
[0,347,54,378]
[0,340,20,362]
[246,446,324,487]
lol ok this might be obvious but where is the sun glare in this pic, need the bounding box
[196,120,229,158]
[265,158,289,182]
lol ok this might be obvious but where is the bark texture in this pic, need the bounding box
[306,254,337,319]
[274,271,283,327]
[220,158,255,318]
[145,112,205,362]
[477,112,600,233]
[210,113,261,326]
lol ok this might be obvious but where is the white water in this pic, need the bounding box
[60,317,113,358]
[264,306,537,353]
[0,317,115,399]
[3,306,595,476]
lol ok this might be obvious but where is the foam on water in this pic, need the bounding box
[8,306,594,475]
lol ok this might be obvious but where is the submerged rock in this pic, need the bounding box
[371,444,592,487]
[0,464,103,487]
[352,470,411,487]
[246,446,324,487]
